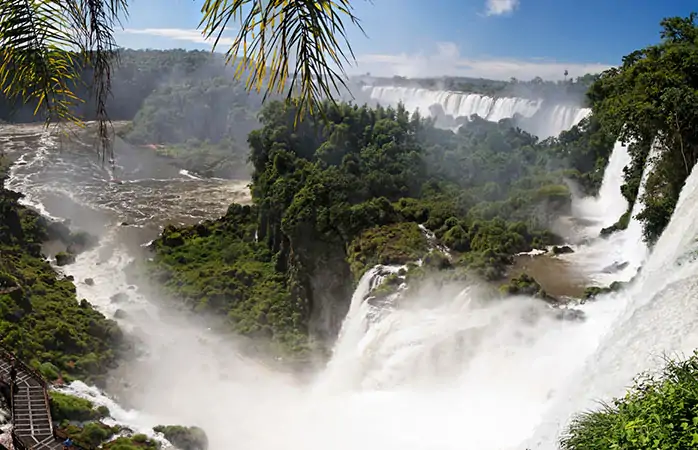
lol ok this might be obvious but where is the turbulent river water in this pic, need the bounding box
[1,122,695,450]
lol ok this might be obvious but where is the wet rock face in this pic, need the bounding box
[110,292,129,304]
[553,308,585,322]
[601,261,629,274]
[552,245,575,255]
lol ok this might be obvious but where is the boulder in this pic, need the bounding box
[552,245,574,255]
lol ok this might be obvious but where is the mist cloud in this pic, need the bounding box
[485,0,520,16]
[353,42,614,81]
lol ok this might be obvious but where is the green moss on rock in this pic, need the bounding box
[347,222,429,280]
[55,251,76,266]
[583,280,627,299]
[154,425,209,450]
[50,391,110,422]
[500,273,555,301]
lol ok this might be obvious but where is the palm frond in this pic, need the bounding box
[199,0,365,124]
[0,1,83,124]
[0,0,123,162]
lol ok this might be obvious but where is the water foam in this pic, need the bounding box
[5,121,691,450]
[527,148,698,448]
[361,85,590,138]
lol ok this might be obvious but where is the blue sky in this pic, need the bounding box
[116,0,697,80]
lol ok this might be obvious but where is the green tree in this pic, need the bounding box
[589,12,698,243]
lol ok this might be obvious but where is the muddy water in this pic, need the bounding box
[507,253,589,299]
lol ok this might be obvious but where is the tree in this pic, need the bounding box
[0,0,364,160]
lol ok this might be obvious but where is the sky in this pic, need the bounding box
[116,0,698,81]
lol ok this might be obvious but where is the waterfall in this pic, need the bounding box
[360,85,590,138]
[527,156,698,448]
[308,139,649,450]
[611,139,662,277]
[571,140,631,232]
[9,117,697,450]
[563,140,659,285]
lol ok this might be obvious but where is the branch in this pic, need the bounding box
[199,0,366,124]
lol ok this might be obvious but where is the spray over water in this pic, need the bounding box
[3,120,692,450]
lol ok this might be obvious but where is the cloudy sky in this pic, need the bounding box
[116,0,697,81]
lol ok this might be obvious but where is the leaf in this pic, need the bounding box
[198,0,366,125]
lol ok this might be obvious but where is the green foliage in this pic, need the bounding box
[49,391,109,422]
[561,352,698,449]
[59,422,119,449]
[589,13,698,244]
[147,204,308,353]
[500,273,553,300]
[59,423,160,450]
[122,75,261,178]
[153,425,208,450]
[348,223,429,280]
[583,281,627,299]
[0,166,124,383]
[149,98,610,353]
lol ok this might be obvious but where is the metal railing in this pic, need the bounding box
[0,344,71,449]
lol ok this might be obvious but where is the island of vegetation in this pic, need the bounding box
[145,97,615,357]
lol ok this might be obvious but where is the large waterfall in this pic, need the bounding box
[360,85,591,139]
[5,123,698,449]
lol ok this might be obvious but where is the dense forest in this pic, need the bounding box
[147,99,614,355]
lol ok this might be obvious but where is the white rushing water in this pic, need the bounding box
[360,85,591,138]
[563,140,651,285]
[571,140,631,231]
[527,146,698,448]
[3,122,696,450]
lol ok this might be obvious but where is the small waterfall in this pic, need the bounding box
[563,140,658,285]
[360,85,589,138]
[613,139,662,276]
[571,141,631,233]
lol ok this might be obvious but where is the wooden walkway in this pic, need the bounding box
[0,352,64,450]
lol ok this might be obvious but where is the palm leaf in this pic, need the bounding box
[0,0,123,162]
[199,0,366,124]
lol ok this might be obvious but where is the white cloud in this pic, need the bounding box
[352,42,613,81]
[120,28,235,47]
[485,0,520,16]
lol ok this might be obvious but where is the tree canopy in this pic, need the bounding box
[588,12,698,243]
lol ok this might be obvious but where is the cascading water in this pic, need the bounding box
[527,148,698,448]
[571,140,631,230]
[606,140,661,278]
[563,139,660,285]
[3,119,692,450]
[359,85,591,138]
